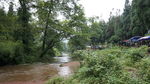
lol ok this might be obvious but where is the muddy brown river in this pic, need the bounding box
[0,53,80,84]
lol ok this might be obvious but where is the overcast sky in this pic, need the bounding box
[79,0,132,21]
[1,0,132,22]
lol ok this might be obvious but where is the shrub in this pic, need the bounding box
[135,57,150,83]
[71,50,89,60]
[109,35,121,43]
[53,48,61,56]
[0,41,24,65]
[48,46,150,84]
[46,77,64,84]
[46,76,79,84]
[75,49,125,84]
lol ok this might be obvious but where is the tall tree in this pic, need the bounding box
[8,2,14,16]
[131,0,149,36]
[18,0,33,54]
[35,0,86,57]
[0,8,8,40]
[122,0,131,39]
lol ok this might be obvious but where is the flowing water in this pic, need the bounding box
[0,53,80,84]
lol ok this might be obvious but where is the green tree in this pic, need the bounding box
[131,0,150,36]
[88,17,106,45]
[122,0,132,39]
[8,2,14,16]
[17,0,34,54]
[68,6,89,52]
[35,0,86,57]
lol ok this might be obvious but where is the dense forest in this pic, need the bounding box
[0,0,150,65]
[0,0,86,65]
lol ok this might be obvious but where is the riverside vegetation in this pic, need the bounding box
[47,46,150,84]
[0,0,150,65]
[0,0,150,84]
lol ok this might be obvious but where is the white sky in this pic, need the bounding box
[1,0,132,22]
[79,0,132,22]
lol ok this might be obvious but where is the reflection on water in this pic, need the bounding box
[52,53,72,77]
[53,53,71,63]
[0,53,80,83]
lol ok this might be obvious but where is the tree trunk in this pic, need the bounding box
[42,9,51,50]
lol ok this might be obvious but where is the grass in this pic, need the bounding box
[47,46,150,84]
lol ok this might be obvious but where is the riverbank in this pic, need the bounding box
[47,46,150,84]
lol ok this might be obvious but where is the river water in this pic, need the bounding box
[0,53,80,84]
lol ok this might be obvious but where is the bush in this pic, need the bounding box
[135,57,150,83]
[46,77,64,84]
[71,50,89,60]
[0,41,24,65]
[109,35,121,43]
[74,49,126,84]
[53,48,61,56]
[121,46,148,66]
[47,46,150,84]
[46,76,79,84]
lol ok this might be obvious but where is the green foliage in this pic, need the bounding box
[53,48,61,56]
[69,35,89,52]
[46,77,64,84]
[75,49,125,84]
[0,0,87,65]
[0,8,15,41]
[0,3,36,65]
[71,50,89,60]
[109,35,121,43]
[135,57,150,83]
[0,41,39,65]
[0,0,150,73]
[0,41,24,65]
[92,0,150,43]
[46,76,79,84]
[54,46,150,84]
[131,0,148,36]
